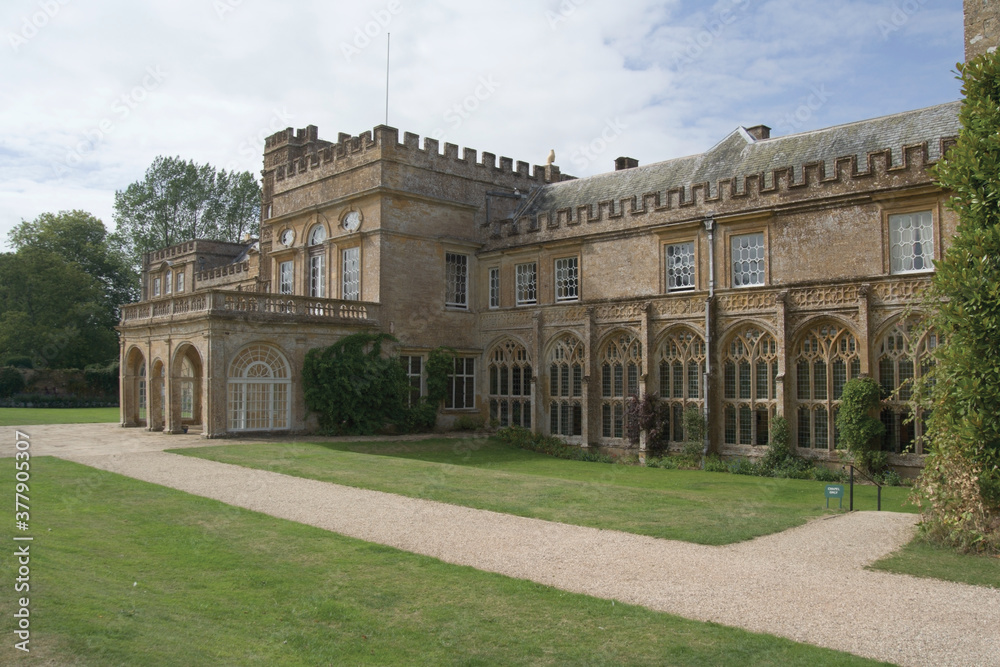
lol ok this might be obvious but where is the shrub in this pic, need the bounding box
[728,457,762,476]
[0,367,25,398]
[3,356,33,369]
[836,377,887,476]
[625,393,670,454]
[496,427,614,463]
[813,465,846,483]
[302,333,410,435]
[453,415,485,431]
[703,454,728,473]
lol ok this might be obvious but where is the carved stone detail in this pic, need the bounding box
[652,297,705,317]
[717,291,777,313]
[480,311,534,330]
[787,284,858,309]
[871,279,928,304]
[594,302,646,323]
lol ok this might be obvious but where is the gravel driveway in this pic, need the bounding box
[4,423,999,666]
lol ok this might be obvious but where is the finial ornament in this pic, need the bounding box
[546,149,555,166]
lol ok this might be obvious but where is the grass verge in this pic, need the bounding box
[0,457,890,666]
[869,536,1000,588]
[0,407,119,426]
[172,437,914,545]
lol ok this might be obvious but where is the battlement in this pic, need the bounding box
[488,137,957,240]
[265,124,570,186]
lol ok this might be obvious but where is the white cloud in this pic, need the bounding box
[0,0,964,248]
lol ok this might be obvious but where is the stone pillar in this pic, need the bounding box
[583,307,596,447]
[858,284,872,374]
[776,291,790,420]
[204,334,228,438]
[638,302,653,455]
[532,312,543,435]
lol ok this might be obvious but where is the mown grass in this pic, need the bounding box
[0,457,890,666]
[0,407,119,426]
[173,437,914,545]
[870,536,1000,589]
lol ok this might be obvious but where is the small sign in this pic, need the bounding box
[825,484,844,509]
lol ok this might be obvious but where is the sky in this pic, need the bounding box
[0,0,965,250]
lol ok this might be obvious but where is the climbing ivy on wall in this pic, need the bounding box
[302,332,410,435]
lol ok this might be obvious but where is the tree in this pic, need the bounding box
[111,156,261,269]
[0,247,119,368]
[8,210,138,317]
[914,50,1000,553]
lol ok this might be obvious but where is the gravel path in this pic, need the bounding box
[5,424,1000,666]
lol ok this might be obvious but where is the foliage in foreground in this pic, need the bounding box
[916,50,1000,554]
[836,377,888,476]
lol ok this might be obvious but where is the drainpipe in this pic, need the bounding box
[703,215,715,459]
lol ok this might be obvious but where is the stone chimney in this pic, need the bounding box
[745,125,771,141]
[615,156,639,171]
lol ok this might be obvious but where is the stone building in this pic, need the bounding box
[118,3,995,473]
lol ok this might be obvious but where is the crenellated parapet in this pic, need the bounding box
[486,137,956,243]
[264,124,572,188]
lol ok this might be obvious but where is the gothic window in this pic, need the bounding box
[488,340,532,428]
[731,232,765,287]
[600,332,642,440]
[722,326,777,446]
[876,319,935,454]
[152,277,161,297]
[890,211,934,274]
[547,334,584,438]
[446,357,476,410]
[555,257,579,302]
[165,270,173,294]
[488,267,500,309]
[227,344,291,431]
[793,323,861,450]
[666,242,695,291]
[342,247,360,300]
[176,271,185,293]
[138,363,147,421]
[657,329,705,444]
[516,262,537,305]
[445,253,468,308]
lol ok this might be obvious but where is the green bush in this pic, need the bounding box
[0,367,25,398]
[703,454,728,473]
[495,427,614,463]
[3,356,33,369]
[302,333,410,435]
[813,465,846,483]
[453,415,485,431]
[836,377,887,476]
[728,457,763,476]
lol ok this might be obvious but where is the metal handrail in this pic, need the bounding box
[843,464,882,511]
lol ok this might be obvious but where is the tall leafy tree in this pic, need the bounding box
[0,247,119,368]
[111,156,261,268]
[916,50,1000,553]
[8,210,138,317]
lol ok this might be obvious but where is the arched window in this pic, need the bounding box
[793,323,861,450]
[722,326,777,446]
[180,356,195,420]
[876,319,935,454]
[547,334,584,438]
[600,332,642,439]
[487,340,532,428]
[657,329,705,443]
[227,344,291,431]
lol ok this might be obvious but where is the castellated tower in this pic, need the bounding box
[965,0,999,60]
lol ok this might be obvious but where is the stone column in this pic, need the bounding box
[583,306,595,447]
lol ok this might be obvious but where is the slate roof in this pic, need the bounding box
[522,102,961,217]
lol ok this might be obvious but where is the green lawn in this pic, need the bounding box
[870,536,1000,589]
[0,407,119,426]
[0,456,889,666]
[172,437,914,545]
